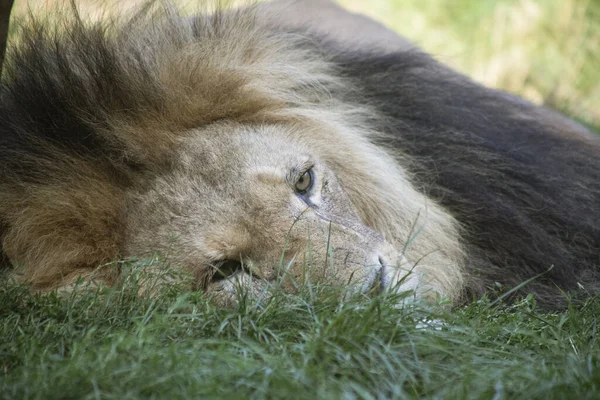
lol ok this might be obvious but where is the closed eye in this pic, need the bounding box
[210,259,243,281]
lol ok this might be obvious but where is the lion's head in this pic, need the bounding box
[0,5,464,306]
[124,122,409,305]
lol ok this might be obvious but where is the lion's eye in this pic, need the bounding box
[295,169,313,193]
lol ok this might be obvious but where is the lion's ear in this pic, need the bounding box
[0,0,14,77]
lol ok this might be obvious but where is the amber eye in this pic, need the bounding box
[295,169,313,193]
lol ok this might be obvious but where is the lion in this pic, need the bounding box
[0,1,598,308]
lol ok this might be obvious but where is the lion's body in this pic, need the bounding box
[338,52,600,306]
[0,2,598,308]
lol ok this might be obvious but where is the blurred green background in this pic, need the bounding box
[12,0,600,129]
[340,0,600,130]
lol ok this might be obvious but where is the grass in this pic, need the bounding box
[2,265,600,399]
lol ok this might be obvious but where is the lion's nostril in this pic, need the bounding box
[211,260,244,281]
[365,256,387,294]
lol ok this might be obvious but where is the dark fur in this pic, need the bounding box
[333,50,600,306]
[0,7,598,307]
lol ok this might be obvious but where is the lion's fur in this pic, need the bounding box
[335,52,600,306]
[0,2,598,308]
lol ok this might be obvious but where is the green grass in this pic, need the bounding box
[2,265,600,399]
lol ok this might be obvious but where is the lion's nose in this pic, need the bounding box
[377,242,398,267]
[372,243,399,293]
[376,256,387,293]
[367,255,392,294]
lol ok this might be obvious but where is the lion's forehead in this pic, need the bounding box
[173,124,314,183]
